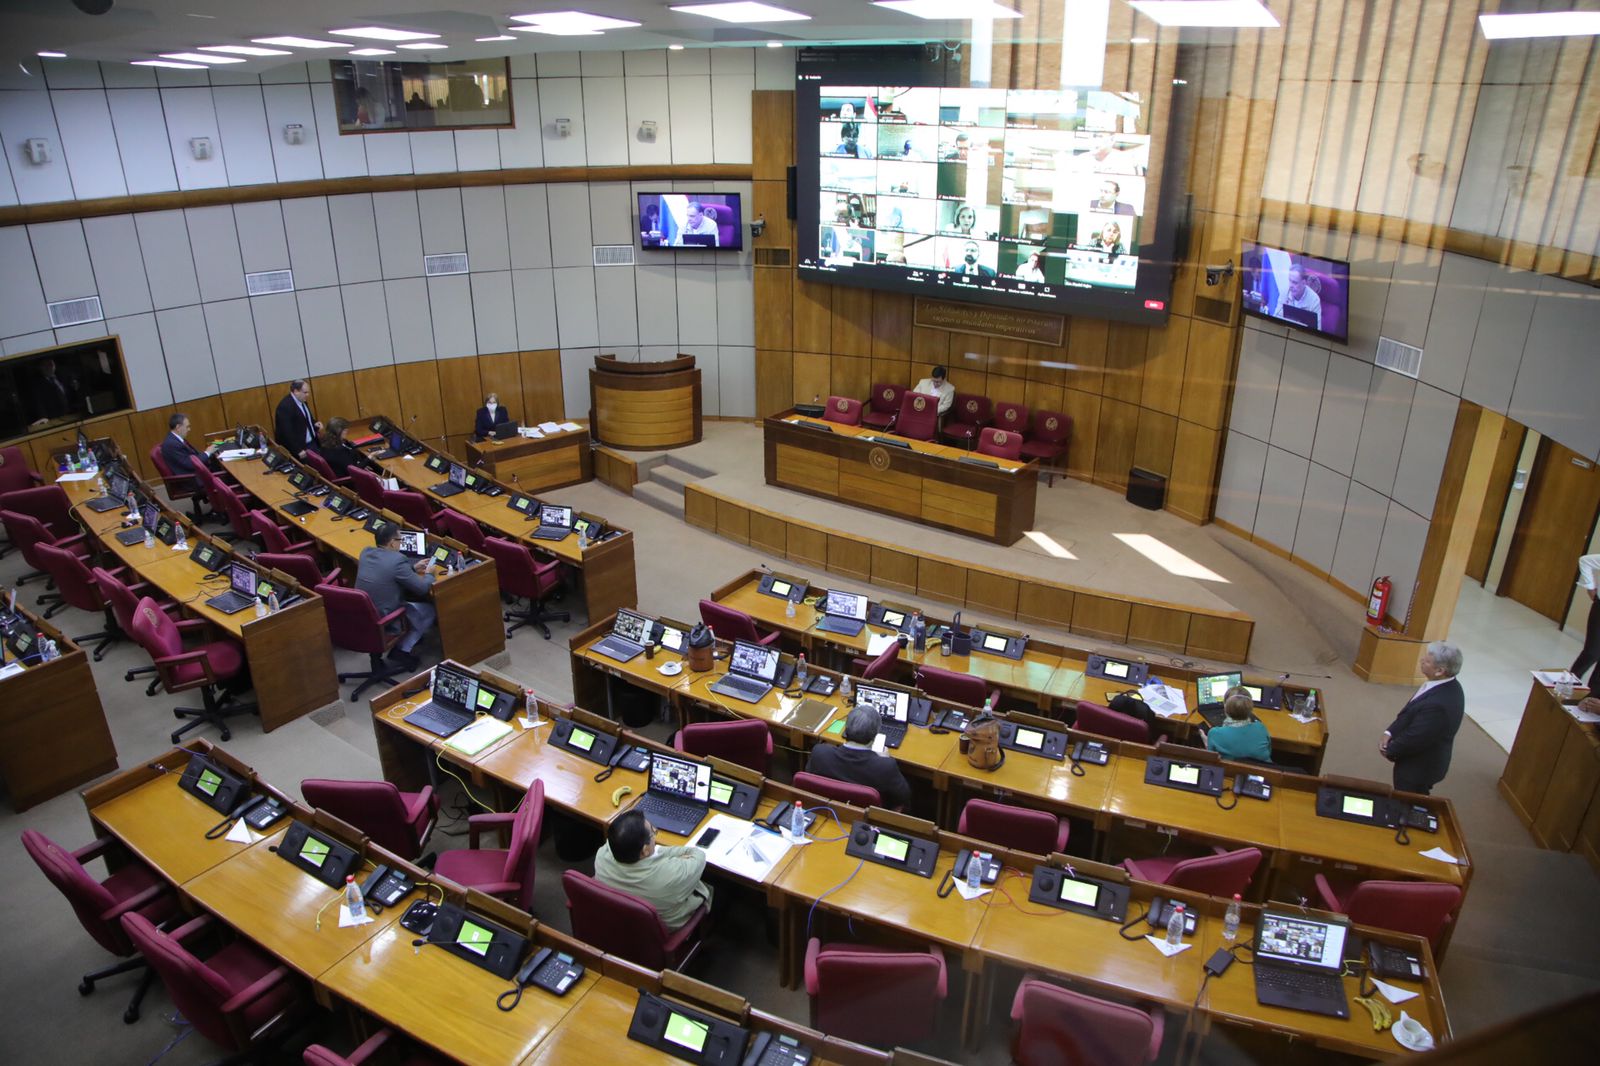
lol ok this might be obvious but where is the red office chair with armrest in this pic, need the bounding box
[22,829,180,1024]
[958,798,1069,855]
[0,445,45,559]
[121,911,305,1057]
[562,869,707,971]
[93,566,184,694]
[191,463,245,527]
[256,551,340,591]
[301,779,438,863]
[941,393,992,448]
[34,541,120,650]
[915,663,999,710]
[1,507,89,609]
[433,508,487,552]
[823,396,863,426]
[346,466,386,508]
[381,488,434,529]
[433,781,543,912]
[1010,977,1164,1066]
[148,443,207,522]
[249,508,317,560]
[674,719,773,775]
[1074,700,1152,744]
[977,427,1023,460]
[302,449,345,486]
[129,596,257,744]
[791,771,880,808]
[894,391,940,441]
[316,583,409,701]
[698,598,780,647]
[1313,876,1462,951]
[1022,410,1073,486]
[304,1028,448,1066]
[861,383,904,431]
[1122,846,1262,898]
[848,637,902,679]
[993,400,1030,439]
[805,939,947,1047]
[482,537,570,640]
[196,472,254,544]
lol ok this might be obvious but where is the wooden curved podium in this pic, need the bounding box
[588,354,702,450]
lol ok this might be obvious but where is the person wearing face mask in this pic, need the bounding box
[474,392,512,441]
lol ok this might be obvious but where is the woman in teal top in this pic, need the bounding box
[1205,688,1272,762]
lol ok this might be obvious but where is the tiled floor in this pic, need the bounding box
[1451,580,1584,751]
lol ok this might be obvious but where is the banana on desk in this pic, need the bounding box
[1355,994,1393,1031]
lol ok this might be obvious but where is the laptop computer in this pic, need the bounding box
[814,589,869,637]
[205,562,260,615]
[402,662,479,738]
[532,504,574,541]
[1252,910,1351,1019]
[633,751,712,836]
[1279,304,1320,330]
[432,464,468,498]
[855,684,912,748]
[86,470,131,512]
[592,609,656,663]
[282,498,317,518]
[1195,671,1243,727]
[487,421,520,440]
[708,640,781,704]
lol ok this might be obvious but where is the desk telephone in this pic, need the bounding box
[240,795,288,831]
[742,1033,812,1066]
[1233,773,1272,801]
[1147,897,1198,936]
[937,848,1000,897]
[593,743,651,782]
[514,946,585,996]
[360,864,414,910]
[757,801,819,835]
[1070,740,1110,766]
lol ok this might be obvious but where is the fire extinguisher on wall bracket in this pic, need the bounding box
[1367,575,1392,626]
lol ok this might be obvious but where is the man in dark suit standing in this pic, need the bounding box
[274,379,321,459]
[1381,641,1465,795]
[473,391,512,441]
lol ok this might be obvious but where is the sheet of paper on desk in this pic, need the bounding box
[223,820,261,845]
[1566,705,1600,724]
[0,662,24,680]
[1533,670,1582,687]
[55,471,97,482]
[700,813,791,882]
[216,449,256,461]
[1139,683,1188,718]
[1372,978,1419,1004]
[538,422,561,434]
[559,421,582,432]
[865,633,899,656]
[1145,935,1191,957]
[519,427,542,438]
[1418,847,1460,865]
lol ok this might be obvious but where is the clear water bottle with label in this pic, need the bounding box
[1223,894,1241,941]
[524,687,542,728]
[785,596,796,619]
[343,875,366,921]
[175,526,187,551]
[839,673,852,701]
[267,591,280,614]
[795,653,809,690]
[143,526,154,548]
[789,800,806,840]
[1166,903,1186,947]
[578,524,589,550]
[967,851,985,892]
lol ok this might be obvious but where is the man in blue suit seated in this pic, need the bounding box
[1380,641,1466,796]
[474,391,512,441]
[159,412,219,477]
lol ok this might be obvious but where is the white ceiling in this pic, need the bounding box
[0,1,1098,70]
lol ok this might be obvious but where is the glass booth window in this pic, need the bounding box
[332,57,513,133]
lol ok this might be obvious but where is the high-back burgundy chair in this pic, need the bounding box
[977,426,1023,460]
[317,583,409,701]
[301,779,438,862]
[381,488,434,529]
[482,537,570,640]
[92,566,170,693]
[804,939,947,1047]
[433,781,544,912]
[1123,846,1262,898]
[916,663,999,710]
[894,391,940,441]
[958,798,1070,855]
[249,508,316,559]
[0,504,87,604]
[202,476,255,543]
[993,400,1030,439]
[304,1028,447,1066]
[1,482,79,540]
[1010,978,1164,1066]
[302,449,344,485]
[433,508,487,552]
[1022,410,1073,485]
[849,637,902,679]
[941,393,993,448]
[1075,700,1153,744]
[562,869,707,971]
[121,912,305,1056]
[128,595,257,744]
[22,829,179,1024]
[1313,876,1463,952]
[698,598,780,646]
[822,396,863,426]
[792,771,880,808]
[34,541,118,650]
[347,466,386,508]
[256,551,340,591]
[148,443,205,520]
[674,720,773,775]
[861,383,905,431]
[0,445,43,559]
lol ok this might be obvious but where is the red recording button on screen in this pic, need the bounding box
[1144,299,1165,310]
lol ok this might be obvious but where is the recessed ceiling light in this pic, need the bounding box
[348,48,398,56]
[1479,12,1600,39]
[397,43,447,50]
[669,43,685,49]
[329,27,440,42]
[669,2,811,23]
[133,60,209,69]
[1126,0,1278,28]
[508,11,642,35]
[199,45,292,56]
[767,41,784,47]
[252,36,352,49]
[1129,36,1151,44]
[160,52,248,64]
[37,51,66,59]
[871,0,1023,21]
[476,35,518,42]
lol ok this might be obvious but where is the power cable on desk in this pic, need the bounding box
[805,858,865,942]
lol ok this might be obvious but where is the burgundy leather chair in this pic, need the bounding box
[1075,700,1152,744]
[34,541,119,650]
[22,829,180,1024]
[958,798,1069,855]
[433,781,544,912]
[0,444,44,559]
[562,869,707,971]
[1,505,89,605]
[201,474,255,544]
[316,583,409,701]
[1010,977,1164,1066]
[0,483,79,538]
[894,391,940,441]
[1123,846,1262,898]
[698,598,780,646]
[977,426,1023,460]
[301,779,438,861]
[941,393,993,448]
[1313,876,1462,952]
[381,488,434,529]
[121,912,305,1057]
[347,466,386,508]
[304,1028,447,1066]
[915,663,998,710]
[674,719,773,775]
[92,565,175,694]
[482,537,570,639]
[249,508,317,559]
[804,939,947,1047]
[848,637,902,679]
[993,400,1030,439]
[128,595,257,744]
[302,449,345,486]
[148,442,206,521]
[861,383,904,431]
[822,396,863,426]
[792,771,880,808]
[433,508,487,552]
[1022,410,1073,485]
[255,551,340,591]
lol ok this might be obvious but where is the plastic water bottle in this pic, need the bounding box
[1306,690,1318,716]
[95,472,105,495]
[578,524,589,550]
[524,687,543,728]
[982,695,993,718]
[839,674,852,701]
[1166,903,1186,947]
[966,851,985,892]
[41,638,59,662]
[785,596,796,619]
[796,654,809,690]
[343,875,366,921]
[175,526,187,551]
[267,591,280,614]
[789,800,806,840]
[254,598,267,619]
[1223,894,1241,941]
[143,526,154,548]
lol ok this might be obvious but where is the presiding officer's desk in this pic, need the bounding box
[1499,672,1600,874]
[58,458,339,730]
[0,583,117,811]
[352,415,639,625]
[465,422,592,492]
[764,408,1038,546]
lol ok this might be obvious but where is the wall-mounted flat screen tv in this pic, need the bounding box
[638,193,743,251]
[1240,242,1351,343]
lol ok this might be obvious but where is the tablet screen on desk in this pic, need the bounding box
[664,1013,709,1053]
[982,633,1009,653]
[880,609,906,628]
[873,832,910,862]
[1103,661,1130,679]
[568,727,595,752]
[1169,764,1200,786]
[769,580,792,597]
[709,780,734,805]
[299,835,330,868]
[1342,795,1374,819]
[1060,879,1099,908]
[474,688,496,713]
[456,919,494,957]
[196,768,223,797]
[1014,727,1044,750]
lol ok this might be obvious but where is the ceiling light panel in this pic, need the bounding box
[252,36,351,49]
[160,52,248,64]
[37,51,66,58]
[133,60,208,69]
[1478,12,1600,39]
[200,45,292,56]
[871,0,1023,21]
[669,3,812,22]
[1126,0,1278,28]
[348,49,397,56]
[508,11,642,34]
[328,27,441,42]
[476,35,517,41]
[397,43,447,49]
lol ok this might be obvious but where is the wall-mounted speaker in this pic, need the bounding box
[785,166,797,220]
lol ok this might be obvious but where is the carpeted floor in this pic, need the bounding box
[2,443,1597,1065]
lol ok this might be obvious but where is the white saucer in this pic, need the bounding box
[1392,1018,1433,1052]
[658,661,684,676]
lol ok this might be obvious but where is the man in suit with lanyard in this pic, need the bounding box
[1380,641,1465,795]
[274,379,321,459]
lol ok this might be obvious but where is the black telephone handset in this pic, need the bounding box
[361,864,414,911]
[593,743,647,782]
[1401,804,1438,832]
[1234,773,1272,800]
[517,946,585,994]
[244,796,288,831]
[741,1032,813,1066]
[1070,740,1109,766]
[1146,897,1198,936]
[758,801,818,834]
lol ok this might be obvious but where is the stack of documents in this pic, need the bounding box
[1139,682,1189,719]
[698,813,794,882]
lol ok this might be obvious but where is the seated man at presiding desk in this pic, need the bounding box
[911,364,956,418]
[474,391,513,440]
[355,521,437,671]
[159,412,221,476]
[594,810,712,930]
[805,706,912,810]
[1202,686,1271,762]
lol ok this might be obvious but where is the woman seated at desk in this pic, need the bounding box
[474,392,513,441]
[1203,686,1271,762]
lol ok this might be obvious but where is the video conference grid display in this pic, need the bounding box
[810,86,1149,297]
[613,609,650,643]
[650,754,710,802]
[1257,914,1345,968]
[824,589,869,619]
[730,641,780,682]
[856,685,909,720]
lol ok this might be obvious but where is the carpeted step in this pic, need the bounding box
[633,481,687,518]
[648,463,701,494]
[661,454,716,480]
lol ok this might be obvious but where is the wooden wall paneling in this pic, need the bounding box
[715,497,750,545]
[684,484,716,531]
[748,509,787,557]
[394,360,446,445]
[1071,594,1131,644]
[1101,323,1147,405]
[793,278,833,354]
[792,352,831,406]
[1093,397,1140,491]
[987,338,1033,382]
[437,356,485,441]
[183,395,226,438]
[1016,582,1075,630]
[871,292,914,359]
[1127,603,1191,653]
[830,286,874,357]
[965,568,1020,617]
[1467,420,1526,583]
[752,181,794,255]
[755,349,794,417]
[1178,318,1236,430]
[754,269,794,351]
[1023,381,1065,425]
[1133,407,1179,479]
[909,325,951,364]
[1140,313,1188,416]
[917,557,967,606]
[125,406,174,479]
[751,91,795,181]
[786,523,827,569]
[829,356,870,406]
[308,372,358,429]
[1186,615,1254,662]
[986,373,1028,407]
[351,366,402,422]
[1064,316,1108,396]
[1059,389,1101,481]
[519,349,565,425]
[1166,420,1222,524]
[218,386,272,434]
[478,352,522,416]
[869,357,912,391]
[827,534,872,582]
[870,545,919,594]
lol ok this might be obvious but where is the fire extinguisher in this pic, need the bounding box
[1367,575,1392,625]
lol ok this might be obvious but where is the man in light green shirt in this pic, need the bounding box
[593,810,712,931]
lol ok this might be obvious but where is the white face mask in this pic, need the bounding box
[486,401,497,412]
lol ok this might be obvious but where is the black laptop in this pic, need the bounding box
[86,470,132,512]
[631,751,712,836]
[487,421,520,440]
[204,562,260,615]
[432,463,468,498]
[1195,672,1243,727]
[532,503,573,541]
[814,588,869,637]
[402,662,479,738]
[1253,910,1352,1019]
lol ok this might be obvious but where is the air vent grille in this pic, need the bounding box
[1193,295,1232,324]
[424,253,469,276]
[47,296,103,328]
[245,269,294,296]
[755,248,792,267]
[593,245,635,267]
[1376,336,1423,379]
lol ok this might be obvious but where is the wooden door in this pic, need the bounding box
[1499,437,1600,622]
[1466,421,1526,583]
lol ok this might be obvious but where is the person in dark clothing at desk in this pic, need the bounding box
[274,379,321,459]
[318,417,366,479]
[355,522,436,670]
[28,357,78,423]
[473,392,512,441]
[1381,641,1466,795]
[159,413,220,476]
[805,706,912,810]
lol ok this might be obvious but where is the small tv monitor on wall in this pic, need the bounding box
[1240,241,1351,343]
[638,193,743,251]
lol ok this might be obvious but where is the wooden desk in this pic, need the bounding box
[764,411,1037,546]
[84,750,258,885]
[1499,676,1600,869]
[0,585,117,811]
[466,425,592,492]
[589,354,702,451]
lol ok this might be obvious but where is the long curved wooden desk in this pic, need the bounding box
[589,354,702,450]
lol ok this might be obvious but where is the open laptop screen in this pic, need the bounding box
[823,589,868,620]
[432,664,477,710]
[613,609,651,644]
[448,464,466,487]
[1256,912,1346,971]
[1197,672,1242,705]
[728,640,780,683]
[229,563,258,599]
[396,530,427,556]
[855,684,909,722]
[539,504,573,528]
[649,752,711,803]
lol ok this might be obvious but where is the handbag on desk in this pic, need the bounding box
[687,623,714,672]
[963,709,1005,770]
